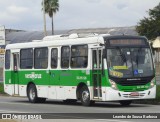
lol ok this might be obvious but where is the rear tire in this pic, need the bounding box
[80,86,91,106]
[119,100,132,106]
[27,84,46,103]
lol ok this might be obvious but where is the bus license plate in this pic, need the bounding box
[130,92,139,96]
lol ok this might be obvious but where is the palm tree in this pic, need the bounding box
[42,0,59,35]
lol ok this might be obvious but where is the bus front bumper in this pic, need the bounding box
[104,86,156,101]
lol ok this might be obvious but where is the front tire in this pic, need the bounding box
[119,100,132,106]
[80,86,91,106]
[27,84,46,103]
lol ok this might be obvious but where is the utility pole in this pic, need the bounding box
[43,0,47,36]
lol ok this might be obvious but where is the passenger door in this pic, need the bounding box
[48,47,59,99]
[12,52,19,95]
[92,48,102,99]
[58,46,71,99]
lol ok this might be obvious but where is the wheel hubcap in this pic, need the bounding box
[82,91,89,102]
[29,88,35,100]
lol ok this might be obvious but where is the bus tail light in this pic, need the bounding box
[109,79,118,90]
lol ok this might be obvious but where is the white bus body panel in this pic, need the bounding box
[105,86,156,101]
[19,85,27,96]
[4,84,14,96]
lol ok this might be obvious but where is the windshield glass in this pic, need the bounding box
[107,48,154,78]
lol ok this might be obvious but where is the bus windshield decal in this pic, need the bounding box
[109,69,123,78]
[113,66,128,70]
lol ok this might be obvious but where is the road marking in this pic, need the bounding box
[0,101,30,106]
[0,109,27,113]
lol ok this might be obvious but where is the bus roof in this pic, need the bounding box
[6,33,105,50]
[6,34,147,50]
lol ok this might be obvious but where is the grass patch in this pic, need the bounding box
[155,85,160,102]
[0,82,5,94]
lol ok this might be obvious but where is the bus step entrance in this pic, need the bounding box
[93,96,102,100]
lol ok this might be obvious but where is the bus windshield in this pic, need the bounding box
[107,48,154,78]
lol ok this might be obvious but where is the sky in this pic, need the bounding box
[0,0,159,31]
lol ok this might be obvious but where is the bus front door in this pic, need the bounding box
[92,49,102,99]
[12,53,19,95]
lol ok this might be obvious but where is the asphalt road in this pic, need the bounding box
[0,96,160,122]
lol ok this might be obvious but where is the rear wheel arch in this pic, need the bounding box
[76,82,88,100]
[26,82,35,96]
[26,82,46,103]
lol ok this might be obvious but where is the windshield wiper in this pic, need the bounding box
[116,47,127,65]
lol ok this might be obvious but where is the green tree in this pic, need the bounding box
[136,3,160,40]
[42,0,59,35]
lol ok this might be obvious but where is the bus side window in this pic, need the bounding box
[61,46,70,68]
[20,48,33,69]
[34,47,48,69]
[5,50,10,69]
[71,45,88,68]
[51,48,58,68]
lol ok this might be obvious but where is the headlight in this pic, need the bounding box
[150,78,155,88]
[109,79,118,90]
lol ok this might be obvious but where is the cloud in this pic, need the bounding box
[7,5,29,14]
[116,4,128,10]
[0,0,160,30]
[0,0,44,30]
[0,5,30,24]
[85,0,102,3]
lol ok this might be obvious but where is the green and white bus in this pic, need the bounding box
[4,33,156,106]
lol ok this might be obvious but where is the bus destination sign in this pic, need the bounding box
[109,39,146,46]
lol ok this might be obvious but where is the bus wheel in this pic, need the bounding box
[80,86,91,106]
[27,84,39,103]
[119,100,132,106]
